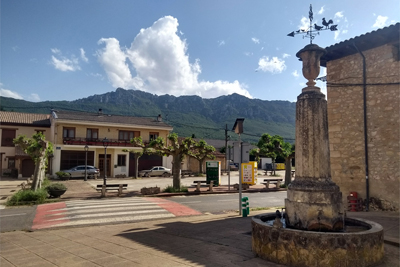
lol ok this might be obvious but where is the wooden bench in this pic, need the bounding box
[233,183,250,190]
[181,170,194,177]
[193,180,213,192]
[96,184,128,196]
[262,179,283,189]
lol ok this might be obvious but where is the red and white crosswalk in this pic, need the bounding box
[32,197,202,230]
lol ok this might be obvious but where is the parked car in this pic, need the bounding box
[229,162,239,171]
[62,165,100,178]
[139,166,172,177]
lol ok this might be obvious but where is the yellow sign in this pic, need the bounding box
[242,162,257,185]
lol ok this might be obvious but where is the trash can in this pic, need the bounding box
[206,161,220,186]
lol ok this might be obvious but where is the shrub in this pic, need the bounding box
[6,189,48,206]
[280,184,288,188]
[47,183,67,191]
[163,185,188,193]
[42,177,51,188]
[55,171,70,180]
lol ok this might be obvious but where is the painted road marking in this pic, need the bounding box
[33,197,202,230]
[0,213,26,217]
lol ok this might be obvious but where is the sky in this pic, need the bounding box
[1,0,399,103]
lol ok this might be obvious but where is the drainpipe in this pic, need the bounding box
[353,42,369,212]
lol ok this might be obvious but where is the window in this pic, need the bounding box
[8,158,15,169]
[118,131,140,141]
[35,130,45,134]
[149,132,159,141]
[63,127,75,138]
[117,155,126,166]
[1,129,16,147]
[86,128,98,140]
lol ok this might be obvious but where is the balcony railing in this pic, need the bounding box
[62,137,150,147]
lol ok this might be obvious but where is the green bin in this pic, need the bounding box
[206,161,221,186]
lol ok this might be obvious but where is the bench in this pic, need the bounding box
[262,179,283,189]
[193,180,214,192]
[264,170,274,176]
[233,183,250,190]
[181,170,194,177]
[96,184,128,196]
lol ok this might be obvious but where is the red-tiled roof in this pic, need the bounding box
[0,111,51,127]
[321,23,399,66]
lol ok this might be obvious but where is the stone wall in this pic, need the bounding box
[327,43,400,210]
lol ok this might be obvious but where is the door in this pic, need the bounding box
[21,159,35,177]
[99,154,111,177]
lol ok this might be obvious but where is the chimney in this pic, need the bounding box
[157,114,162,122]
[98,109,103,115]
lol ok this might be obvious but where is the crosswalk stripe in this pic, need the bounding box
[48,209,170,221]
[46,205,163,215]
[56,202,160,211]
[45,213,175,228]
[65,198,149,205]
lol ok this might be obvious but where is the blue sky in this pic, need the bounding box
[1,1,398,103]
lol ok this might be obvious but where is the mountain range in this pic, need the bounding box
[0,88,296,143]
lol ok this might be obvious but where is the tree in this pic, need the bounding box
[279,142,295,186]
[132,133,197,189]
[13,133,53,191]
[191,140,216,174]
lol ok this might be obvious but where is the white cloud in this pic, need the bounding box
[282,53,290,58]
[90,73,104,80]
[372,15,388,28]
[251,37,260,44]
[244,52,253,56]
[27,93,40,102]
[96,16,251,98]
[256,56,286,74]
[299,16,309,30]
[292,70,299,77]
[217,40,225,46]
[334,11,344,19]
[51,49,81,71]
[318,6,325,15]
[51,48,61,54]
[334,30,341,40]
[0,83,23,100]
[80,48,88,62]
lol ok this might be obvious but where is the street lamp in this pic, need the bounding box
[84,145,89,181]
[233,118,244,216]
[102,137,109,186]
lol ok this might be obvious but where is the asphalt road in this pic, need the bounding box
[170,191,286,213]
[0,206,36,232]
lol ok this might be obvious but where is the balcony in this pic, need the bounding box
[62,137,150,147]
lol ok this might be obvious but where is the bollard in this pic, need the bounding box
[242,197,247,217]
[246,197,249,215]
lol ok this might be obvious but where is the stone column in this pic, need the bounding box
[285,44,344,231]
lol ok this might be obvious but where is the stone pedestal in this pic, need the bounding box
[285,44,344,231]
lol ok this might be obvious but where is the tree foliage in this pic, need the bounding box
[190,140,216,173]
[131,133,198,189]
[13,133,53,191]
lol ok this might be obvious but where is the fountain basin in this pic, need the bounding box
[252,213,384,267]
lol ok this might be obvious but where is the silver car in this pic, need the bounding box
[62,165,100,178]
[139,166,171,177]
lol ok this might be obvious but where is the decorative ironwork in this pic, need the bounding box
[287,4,338,44]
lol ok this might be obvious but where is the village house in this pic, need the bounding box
[49,109,173,178]
[0,111,51,178]
[321,23,399,210]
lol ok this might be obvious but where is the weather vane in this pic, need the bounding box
[287,4,338,44]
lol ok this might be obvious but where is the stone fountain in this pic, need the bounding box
[251,44,384,266]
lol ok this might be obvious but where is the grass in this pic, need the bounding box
[163,185,189,193]
[6,188,48,206]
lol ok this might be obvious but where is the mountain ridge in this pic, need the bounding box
[0,88,296,143]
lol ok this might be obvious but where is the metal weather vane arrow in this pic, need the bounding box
[287,4,338,44]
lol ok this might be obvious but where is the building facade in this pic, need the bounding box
[321,23,399,210]
[0,112,51,178]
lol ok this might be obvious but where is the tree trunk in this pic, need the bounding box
[272,158,276,176]
[199,159,205,174]
[31,159,41,191]
[172,156,182,189]
[285,157,292,186]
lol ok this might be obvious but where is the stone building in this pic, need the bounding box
[321,23,399,210]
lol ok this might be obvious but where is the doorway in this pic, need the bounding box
[99,154,111,177]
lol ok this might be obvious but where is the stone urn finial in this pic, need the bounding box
[296,44,326,91]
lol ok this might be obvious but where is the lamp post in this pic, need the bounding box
[102,137,108,186]
[232,118,244,216]
[84,145,89,181]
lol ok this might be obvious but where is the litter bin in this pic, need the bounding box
[206,161,220,186]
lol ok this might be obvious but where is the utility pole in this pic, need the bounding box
[225,124,230,191]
